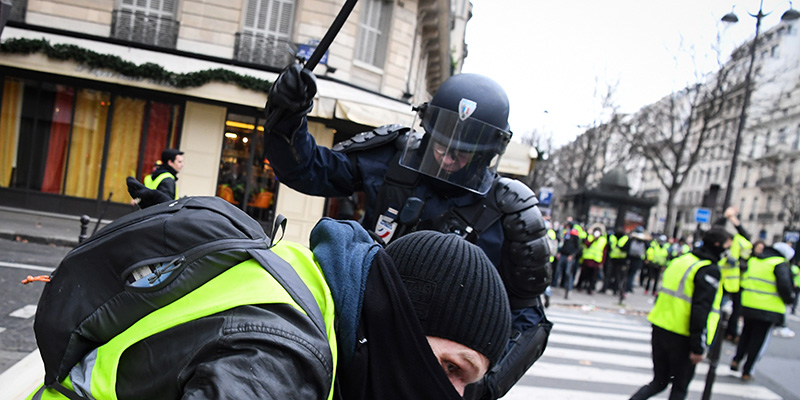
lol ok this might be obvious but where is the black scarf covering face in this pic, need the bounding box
[334,250,464,400]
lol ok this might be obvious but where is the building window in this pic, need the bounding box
[235,0,296,68]
[771,45,779,58]
[8,0,27,22]
[0,76,182,204]
[111,0,179,48]
[355,0,393,68]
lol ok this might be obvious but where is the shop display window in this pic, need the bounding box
[217,112,277,228]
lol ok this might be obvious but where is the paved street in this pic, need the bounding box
[0,217,799,399]
[505,302,800,399]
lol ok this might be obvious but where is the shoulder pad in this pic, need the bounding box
[492,177,539,213]
[332,124,409,153]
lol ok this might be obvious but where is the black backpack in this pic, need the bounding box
[34,197,272,385]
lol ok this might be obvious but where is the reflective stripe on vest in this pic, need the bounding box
[741,256,785,315]
[647,253,721,345]
[582,236,607,263]
[31,247,337,400]
[144,171,178,199]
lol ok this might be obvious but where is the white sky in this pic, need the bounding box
[461,0,794,149]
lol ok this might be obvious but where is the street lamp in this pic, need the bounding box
[720,0,800,211]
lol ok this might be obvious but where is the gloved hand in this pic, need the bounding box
[127,177,171,209]
[265,63,317,125]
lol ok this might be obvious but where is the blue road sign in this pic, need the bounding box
[539,187,554,206]
[297,44,328,65]
[695,207,711,224]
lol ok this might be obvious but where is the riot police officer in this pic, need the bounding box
[262,64,552,400]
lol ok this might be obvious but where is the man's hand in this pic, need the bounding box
[127,177,171,209]
[689,352,704,365]
[724,207,740,225]
[265,63,317,120]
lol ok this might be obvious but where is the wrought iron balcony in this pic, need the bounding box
[757,212,775,222]
[111,9,179,49]
[755,175,779,190]
[234,32,294,68]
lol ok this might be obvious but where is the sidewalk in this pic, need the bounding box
[0,206,111,248]
[547,285,656,315]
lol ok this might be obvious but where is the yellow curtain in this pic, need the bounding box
[103,96,145,204]
[64,89,110,199]
[0,79,23,187]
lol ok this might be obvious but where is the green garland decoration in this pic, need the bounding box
[0,38,272,93]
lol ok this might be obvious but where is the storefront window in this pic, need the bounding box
[217,112,277,227]
[0,74,182,205]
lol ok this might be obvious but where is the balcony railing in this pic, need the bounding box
[9,0,27,22]
[757,212,775,222]
[234,32,294,68]
[111,9,179,49]
[755,175,779,190]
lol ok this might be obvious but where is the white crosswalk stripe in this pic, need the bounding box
[505,308,783,400]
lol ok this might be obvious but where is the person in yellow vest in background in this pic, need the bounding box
[730,242,796,382]
[629,228,732,400]
[603,228,628,295]
[577,223,607,295]
[643,235,669,296]
[713,207,753,344]
[144,149,184,200]
[543,219,559,308]
[791,262,800,315]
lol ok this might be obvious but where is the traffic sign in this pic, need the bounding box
[539,186,553,206]
[695,207,711,224]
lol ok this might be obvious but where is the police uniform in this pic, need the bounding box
[263,72,551,400]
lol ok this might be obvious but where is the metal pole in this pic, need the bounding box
[702,311,730,400]
[722,0,764,210]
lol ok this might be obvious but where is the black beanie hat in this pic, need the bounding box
[385,230,511,367]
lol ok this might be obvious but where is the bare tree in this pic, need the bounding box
[623,63,733,235]
[517,129,555,191]
[549,81,627,191]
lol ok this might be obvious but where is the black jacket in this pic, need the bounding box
[688,247,722,355]
[150,165,178,199]
[115,219,463,400]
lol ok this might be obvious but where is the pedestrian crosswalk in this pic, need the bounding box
[503,308,783,400]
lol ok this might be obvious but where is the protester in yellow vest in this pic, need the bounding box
[643,235,669,296]
[28,205,512,399]
[629,228,731,400]
[577,224,607,295]
[791,263,800,315]
[730,242,796,382]
[602,229,628,295]
[144,149,184,200]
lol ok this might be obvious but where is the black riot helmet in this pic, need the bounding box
[400,73,513,195]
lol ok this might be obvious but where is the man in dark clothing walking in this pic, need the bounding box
[554,227,581,298]
[629,228,731,400]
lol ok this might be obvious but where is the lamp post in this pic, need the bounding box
[720,0,800,211]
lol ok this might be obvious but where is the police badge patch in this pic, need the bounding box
[458,98,477,121]
[375,207,399,243]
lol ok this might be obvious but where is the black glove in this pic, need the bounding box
[265,63,317,123]
[127,177,171,209]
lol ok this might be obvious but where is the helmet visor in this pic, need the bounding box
[399,105,511,195]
